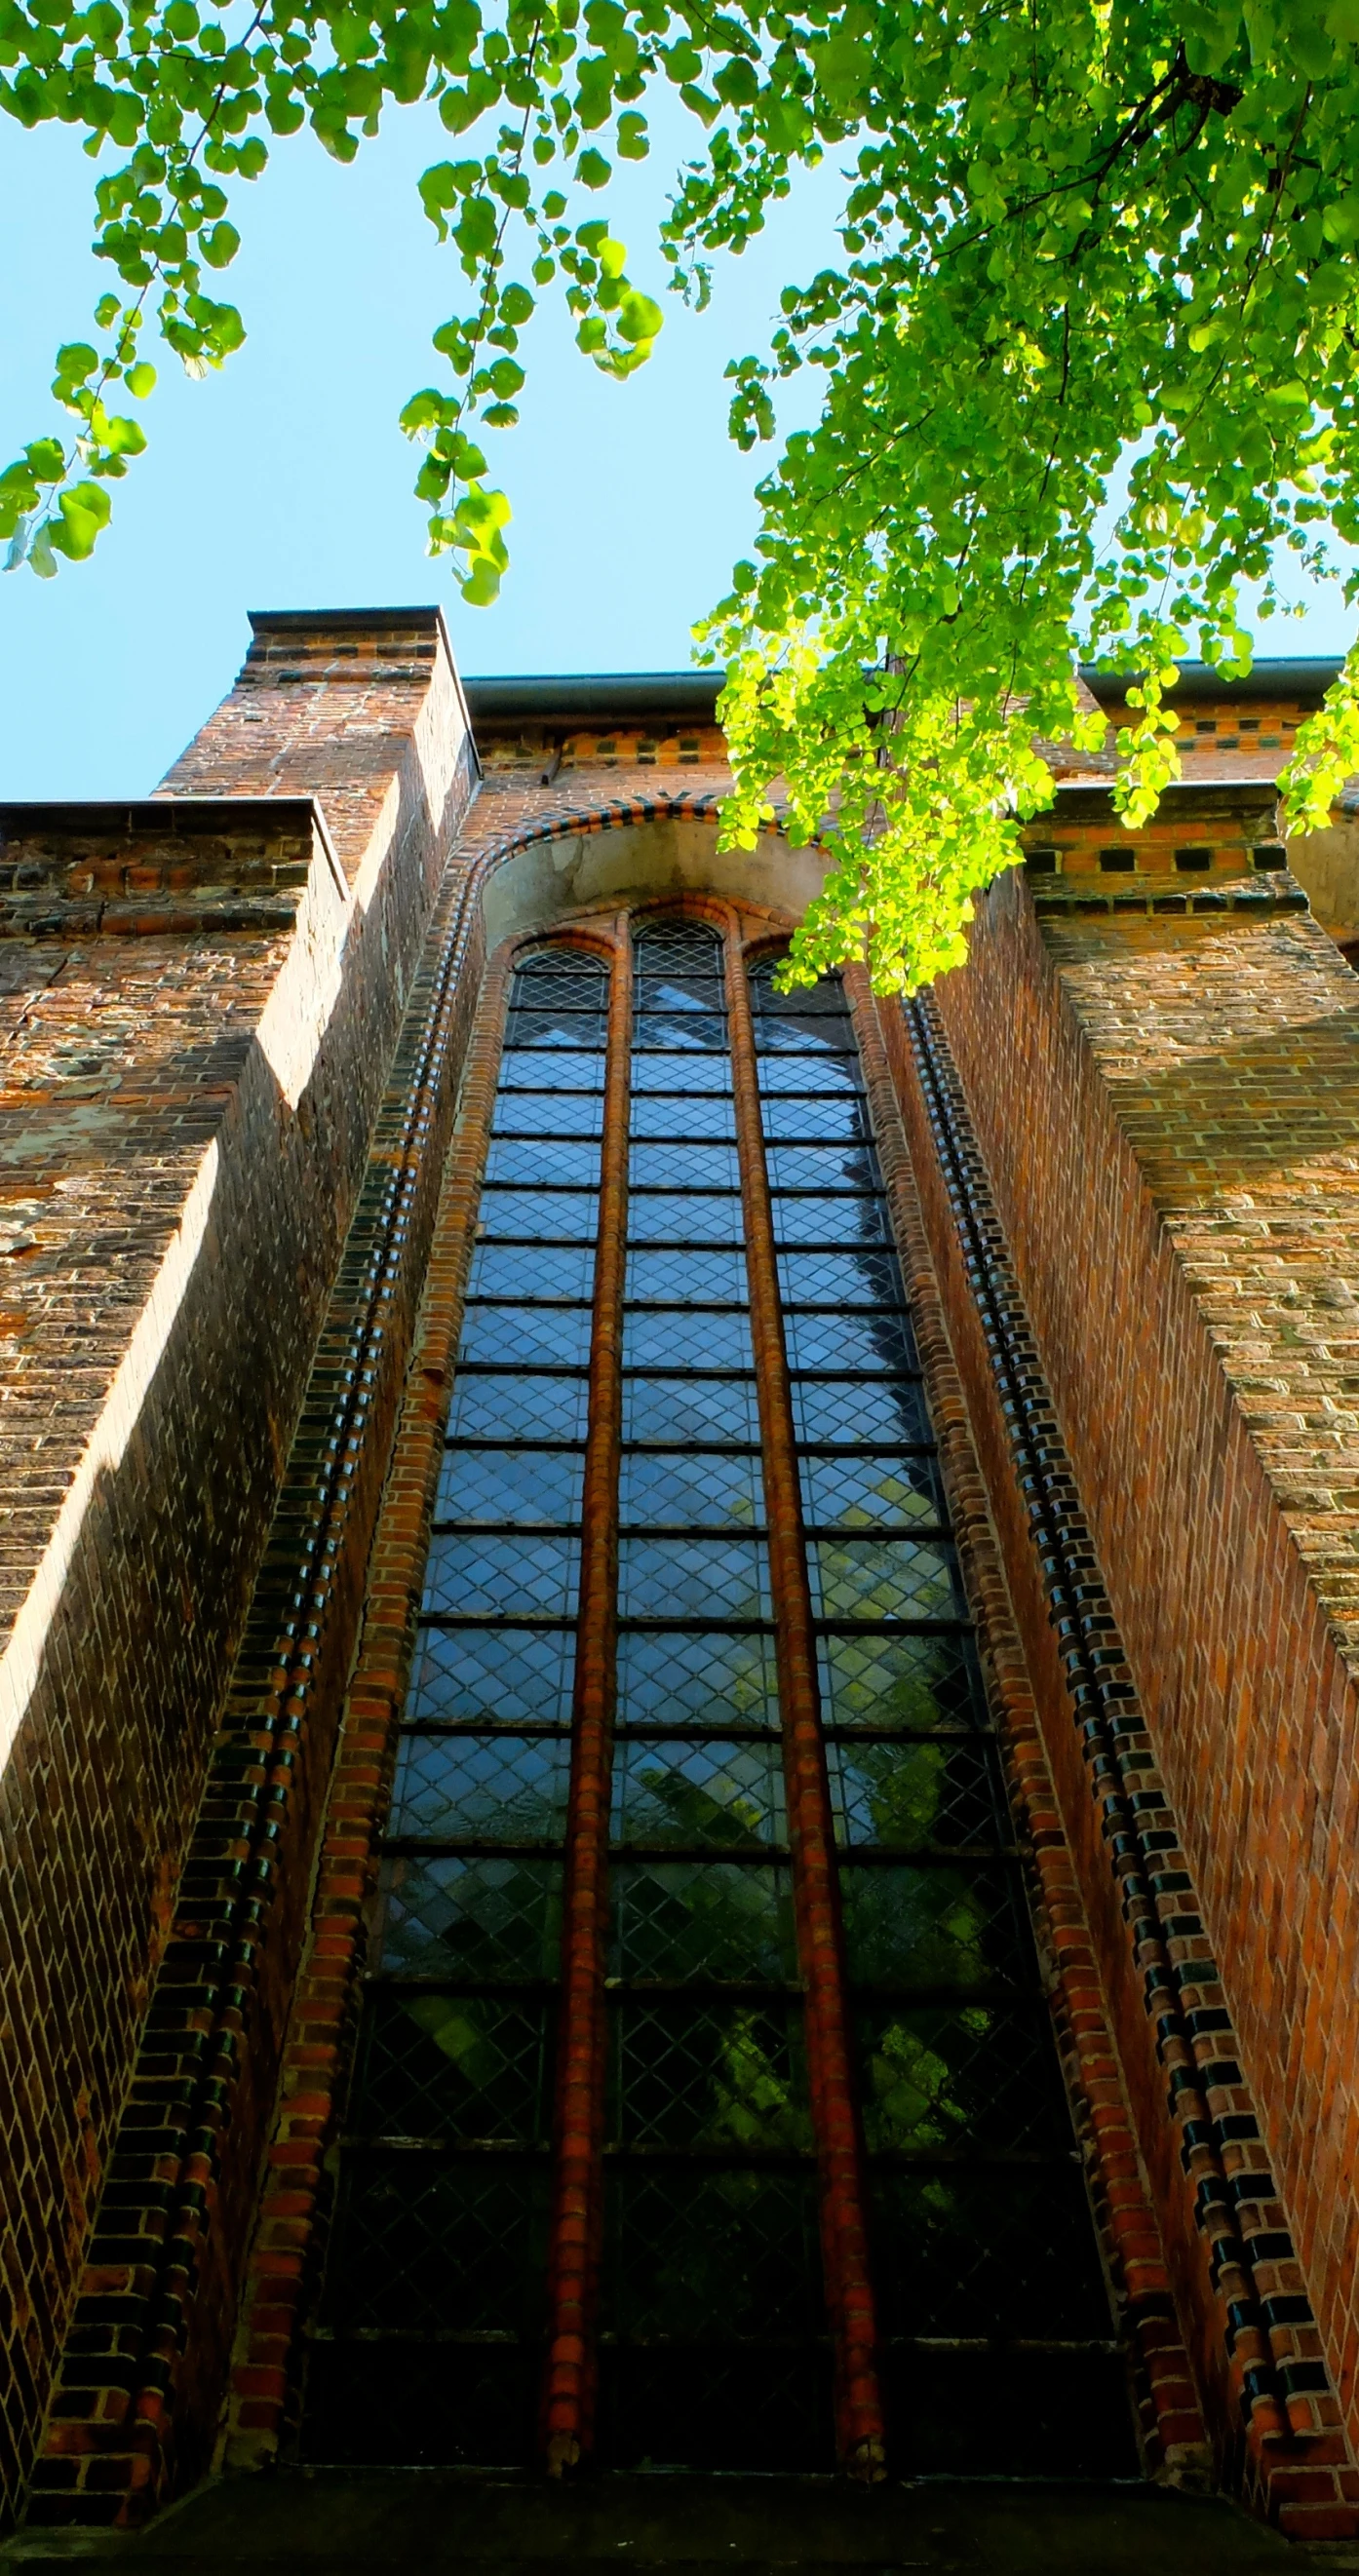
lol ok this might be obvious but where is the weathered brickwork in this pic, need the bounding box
[10,633,1359,2542]
[846,966,1209,2482]
[217,938,516,2472]
[878,977,1359,2535]
[924,830,1359,2510]
[0,616,474,2529]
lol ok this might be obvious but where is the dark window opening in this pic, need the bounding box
[302,922,1137,2482]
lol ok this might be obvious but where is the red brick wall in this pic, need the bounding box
[928,858,1359,2471]
[13,637,1359,2533]
[0,615,473,2529]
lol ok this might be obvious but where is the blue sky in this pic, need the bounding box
[1,104,1356,799]
[0,103,844,796]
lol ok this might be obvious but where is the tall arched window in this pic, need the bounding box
[303,914,1134,2480]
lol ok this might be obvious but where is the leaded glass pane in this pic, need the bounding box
[628,1193,743,1244]
[634,1051,737,1092]
[602,2167,823,2340]
[754,1018,858,1056]
[492,1093,603,1138]
[792,1378,930,1443]
[608,1997,810,2148]
[826,1738,1005,1851]
[623,1375,760,1443]
[405,1626,576,1727]
[616,1630,780,1727]
[798,1452,945,1530]
[838,1863,1026,1991]
[778,1249,905,1307]
[498,1053,603,1092]
[380,1855,563,1980]
[458,1305,593,1369]
[354,1991,555,2143]
[762,1095,874,1143]
[484,1137,602,1188]
[391,1734,572,1842]
[855,2002,1067,2155]
[303,2341,538,2471]
[771,1195,892,1248]
[632,1021,730,1058]
[757,1052,865,1095]
[467,1244,595,1299]
[504,1014,607,1052]
[326,2155,547,2332]
[631,1094,736,1139]
[622,1308,754,1371]
[435,1446,583,1527]
[447,1373,590,1442]
[422,1533,580,1617]
[632,924,725,979]
[596,2349,834,2477]
[870,2168,1112,2341]
[630,1141,741,1189]
[784,1309,915,1374]
[473,1187,600,1240]
[619,1449,762,1528]
[612,1739,785,1847]
[765,1142,880,1192]
[618,1535,771,1619]
[610,1861,796,1982]
[806,1536,961,1622]
[816,1632,984,1731]
[625,1249,746,1304]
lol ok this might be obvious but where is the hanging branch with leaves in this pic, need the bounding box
[5,0,1359,986]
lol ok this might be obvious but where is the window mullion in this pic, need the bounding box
[722,923,887,2482]
[541,920,633,2475]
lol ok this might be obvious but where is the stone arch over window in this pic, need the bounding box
[479,814,831,951]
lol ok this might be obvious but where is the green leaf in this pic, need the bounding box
[53,341,97,388]
[25,438,67,483]
[454,193,497,255]
[460,554,501,603]
[713,55,758,104]
[400,387,448,434]
[678,80,719,126]
[576,145,610,186]
[201,220,240,267]
[617,287,663,343]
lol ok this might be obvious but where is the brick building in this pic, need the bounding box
[4,610,1359,2568]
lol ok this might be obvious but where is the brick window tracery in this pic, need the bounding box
[301,907,1135,2479]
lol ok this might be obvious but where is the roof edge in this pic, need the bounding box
[1079,656,1342,707]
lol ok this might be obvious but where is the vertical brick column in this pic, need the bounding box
[843,963,1208,2484]
[28,759,483,2527]
[927,859,1359,2489]
[221,944,518,2470]
[1,611,475,2533]
[876,950,1359,2539]
[542,917,632,2475]
[725,921,886,2481]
